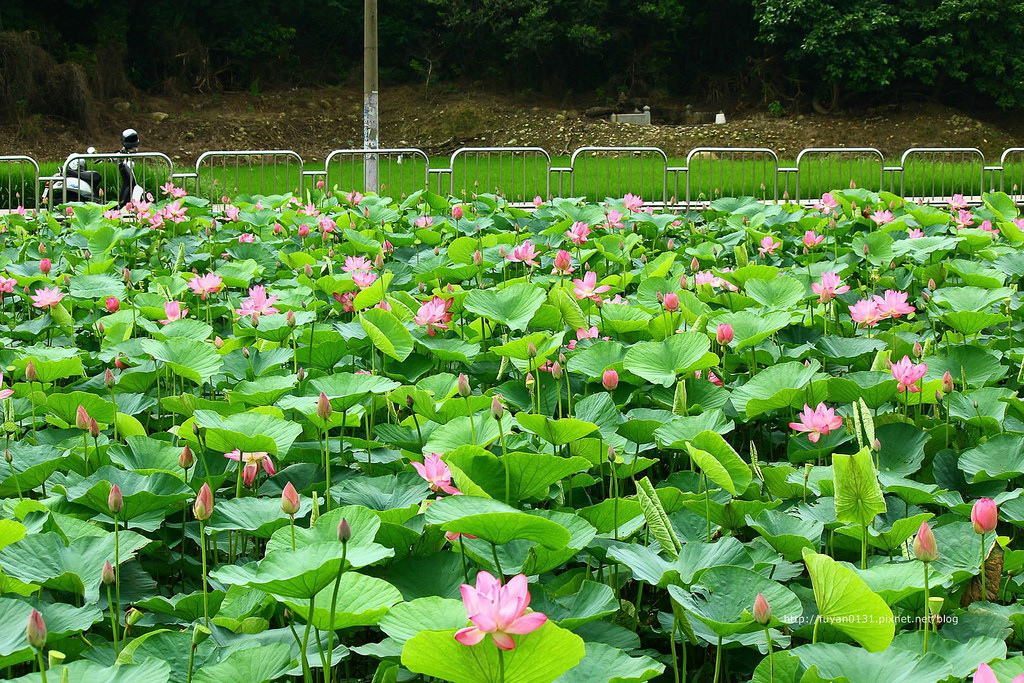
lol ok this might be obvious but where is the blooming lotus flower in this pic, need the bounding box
[572,271,610,302]
[813,192,839,215]
[802,230,824,248]
[849,298,883,327]
[870,210,895,225]
[189,273,224,300]
[914,521,940,562]
[160,301,188,324]
[352,270,377,289]
[224,205,240,221]
[237,285,279,317]
[414,296,453,337]
[811,272,850,304]
[622,193,643,212]
[695,370,724,386]
[955,209,975,229]
[224,449,275,487]
[413,453,460,495]
[507,241,539,267]
[414,216,433,229]
[0,372,14,401]
[346,191,363,205]
[789,402,843,443]
[972,498,998,534]
[949,194,968,210]
[343,256,372,273]
[318,216,336,234]
[533,196,543,208]
[31,286,65,309]
[566,222,590,246]
[890,355,927,393]
[551,250,574,274]
[873,290,915,319]
[605,209,624,229]
[757,235,780,257]
[454,571,547,650]
[908,228,924,239]
[0,277,16,294]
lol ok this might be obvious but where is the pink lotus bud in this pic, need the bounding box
[457,373,471,397]
[551,361,563,379]
[716,323,734,345]
[105,297,120,313]
[525,373,536,392]
[304,263,313,277]
[114,356,127,370]
[928,278,936,291]
[76,405,90,430]
[39,258,51,275]
[667,238,675,249]
[296,367,305,381]
[281,481,300,516]
[942,371,954,394]
[286,310,296,327]
[491,395,505,420]
[473,250,483,266]
[214,336,224,349]
[922,291,931,303]
[26,609,46,650]
[602,369,619,391]
[317,392,332,420]
[753,593,771,625]
[102,560,115,586]
[25,361,36,382]
[679,274,688,289]
[179,445,194,469]
[527,342,538,359]
[96,322,104,335]
[250,313,259,328]
[873,438,881,452]
[108,484,123,515]
[559,353,567,365]
[242,347,250,358]
[193,483,214,521]
[972,498,998,534]
[337,517,351,543]
[298,225,310,238]
[123,268,132,283]
[104,369,115,388]
[553,250,572,273]
[913,521,939,562]
[664,292,679,312]
[452,205,463,220]
[691,257,700,271]
[863,244,870,255]
[913,341,923,358]
[608,445,616,462]
[88,417,100,439]
[274,223,283,235]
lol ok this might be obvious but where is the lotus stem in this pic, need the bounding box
[106,582,119,653]
[199,519,209,629]
[980,532,987,601]
[669,616,680,683]
[289,515,296,552]
[713,634,723,683]
[326,542,347,683]
[703,473,711,543]
[922,561,930,654]
[113,517,121,638]
[765,626,774,682]
[323,425,331,511]
[498,648,506,683]
[500,428,510,505]
[812,614,820,643]
[491,542,504,583]
[300,593,316,683]
[466,396,476,445]
[861,524,868,570]
[186,642,196,683]
[36,649,47,683]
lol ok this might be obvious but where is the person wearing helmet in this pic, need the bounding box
[121,129,140,153]
[118,129,141,207]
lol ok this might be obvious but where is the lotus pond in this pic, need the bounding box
[1,187,1024,683]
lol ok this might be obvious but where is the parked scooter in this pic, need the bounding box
[43,129,145,209]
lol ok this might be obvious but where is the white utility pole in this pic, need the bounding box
[363,0,379,193]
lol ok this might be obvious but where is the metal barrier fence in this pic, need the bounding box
[9,145,1024,211]
[41,152,174,209]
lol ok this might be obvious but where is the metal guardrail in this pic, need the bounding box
[10,145,1024,211]
[45,152,174,209]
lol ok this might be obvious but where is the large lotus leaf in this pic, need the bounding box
[280,571,403,630]
[416,336,481,363]
[567,341,628,379]
[7,658,172,683]
[801,549,894,652]
[0,531,150,603]
[948,387,1014,432]
[553,642,664,683]
[114,630,219,682]
[851,561,950,604]
[445,446,590,502]
[13,347,83,383]
[69,273,125,300]
[667,565,802,637]
[106,436,186,475]
[515,510,598,575]
[931,522,999,582]
[335,472,430,511]
[712,310,791,352]
[606,537,750,588]
[959,434,1024,482]
[135,590,226,624]
[423,412,514,455]
[622,332,718,387]
[684,431,751,496]
[893,633,1006,681]
[515,413,599,446]
[792,643,950,683]
[379,596,469,643]
[925,346,1007,389]
[833,448,885,527]
[747,508,823,561]
[401,621,585,683]
[0,444,65,497]
[140,337,223,385]
[730,360,826,418]
[464,282,547,332]
[940,310,1008,335]
[192,409,303,457]
[424,495,572,549]
[813,336,887,364]
[0,597,101,660]
[228,375,299,406]
[62,466,192,519]
[745,277,806,310]
[875,422,927,477]
[931,286,1012,312]
[210,541,392,598]
[46,390,116,426]
[654,410,732,448]
[266,505,382,553]
[306,372,401,410]
[714,263,778,288]
[530,581,617,630]
[826,372,898,409]
[360,308,414,361]
[193,642,292,683]
[206,496,312,537]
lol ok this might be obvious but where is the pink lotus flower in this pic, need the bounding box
[507,241,539,267]
[551,250,574,274]
[870,210,894,225]
[663,292,679,312]
[955,209,975,229]
[225,449,275,486]
[318,216,336,234]
[413,453,460,495]
[716,323,733,344]
[622,193,643,212]
[566,222,590,246]
[811,272,850,303]
[757,235,780,257]
[452,205,464,220]
[298,225,310,238]
[813,192,839,215]
[346,191,363,205]
[104,209,121,220]
[160,300,187,324]
[802,230,824,248]
[237,233,254,243]
[31,286,64,309]
[224,205,240,221]
[890,355,927,393]
[189,273,224,300]
[334,291,355,313]
[415,296,453,336]
[237,286,279,317]
[0,372,14,400]
[343,256,372,273]
[0,278,15,295]
[695,370,724,386]
[972,498,998,534]
[352,270,377,289]
[908,228,924,239]
[533,196,543,208]
[949,194,968,211]
[572,271,610,302]
[105,297,120,313]
[454,571,547,650]
[873,290,915,319]
[789,402,843,443]
[605,209,624,229]
[602,369,618,391]
[972,662,1024,683]
[849,298,883,327]
[414,216,434,229]
[980,219,999,235]
[300,203,320,217]
[914,520,940,562]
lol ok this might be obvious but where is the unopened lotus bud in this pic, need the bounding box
[286,310,296,327]
[559,353,567,366]
[296,367,305,381]
[863,244,870,255]
[242,347,250,358]
[337,517,351,543]
[250,313,259,328]
[96,322,104,335]
[873,438,881,452]
[38,242,47,255]
[26,609,46,649]
[942,371,954,394]
[405,395,414,409]
[753,593,771,625]
[374,253,384,269]
[913,341,923,358]
[667,238,675,249]
[452,205,464,220]
[457,373,471,397]
[525,372,536,392]
[193,482,213,521]
[123,268,132,283]
[214,336,224,349]
[928,278,936,291]
[602,369,619,391]
[491,395,504,420]
[913,521,939,562]
[607,445,616,463]
[281,481,300,516]
[102,560,115,586]
[4,450,10,464]
[973,400,979,409]
[76,405,90,430]
[39,258,51,275]
[691,257,700,271]
[551,361,563,379]
[179,445,194,469]
[679,274,688,289]
[104,368,115,388]
[108,485,123,515]
[304,263,313,277]
[935,389,944,403]
[527,342,538,359]
[317,392,332,419]
[25,361,36,382]
[88,417,99,439]
[115,356,127,370]
[473,250,483,266]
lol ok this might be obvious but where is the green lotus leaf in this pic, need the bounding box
[140,337,223,385]
[464,282,547,332]
[280,571,402,630]
[623,332,718,387]
[554,642,665,683]
[379,596,469,644]
[193,642,292,683]
[360,308,413,361]
[668,565,802,637]
[63,466,192,519]
[424,495,572,549]
[685,430,751,496]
